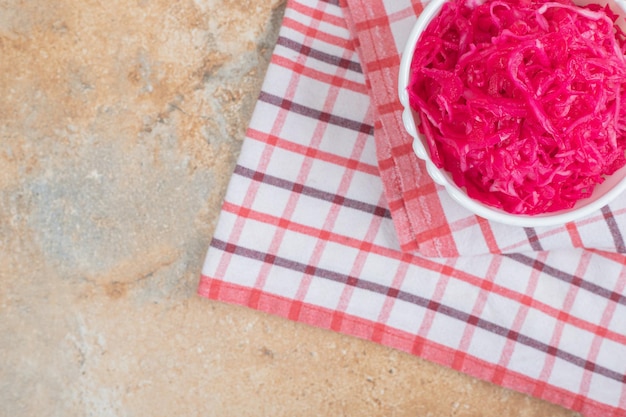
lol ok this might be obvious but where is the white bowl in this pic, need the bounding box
[398,0,626,227]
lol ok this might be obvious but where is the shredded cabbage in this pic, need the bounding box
[408,0,626,214]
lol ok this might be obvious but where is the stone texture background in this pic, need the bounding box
[0,0,580,415]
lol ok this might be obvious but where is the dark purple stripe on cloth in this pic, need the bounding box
[258,91,374,135]
[234,165,391,219]
[601,206,626,253]
[276,36,362,73]
[210,238,626,384]
[523,228,544,251]
[506,253,626,306]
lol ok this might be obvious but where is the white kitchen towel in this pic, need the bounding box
[199,0,626,415]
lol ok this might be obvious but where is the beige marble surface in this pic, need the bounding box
[0,1,581,415]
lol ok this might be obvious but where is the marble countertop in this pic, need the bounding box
[0,0,579,415]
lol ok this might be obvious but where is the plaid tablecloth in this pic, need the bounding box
[199,0,626,415]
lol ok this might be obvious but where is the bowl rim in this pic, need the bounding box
[398,0,626,227]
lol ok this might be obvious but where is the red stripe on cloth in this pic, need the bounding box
[590,249,626,265]
[282,17,356,51]
[411,1,424,16]
[376,100,403,117]
[364,54,401,74]
[403,181,437,201]
[247,128,379,175]
[389,142,416,163]
[197,278,621,417]
[448,215,479,232]
[387,4,424,23]
[476,217,501,254]
[354,14,390,32]
[271,54,367,93]
[566,223,584,248]
[290,0,350,29]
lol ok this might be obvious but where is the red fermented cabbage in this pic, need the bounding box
[408,0,626,214]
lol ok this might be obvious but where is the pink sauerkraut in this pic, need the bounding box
[408,0,626,214]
